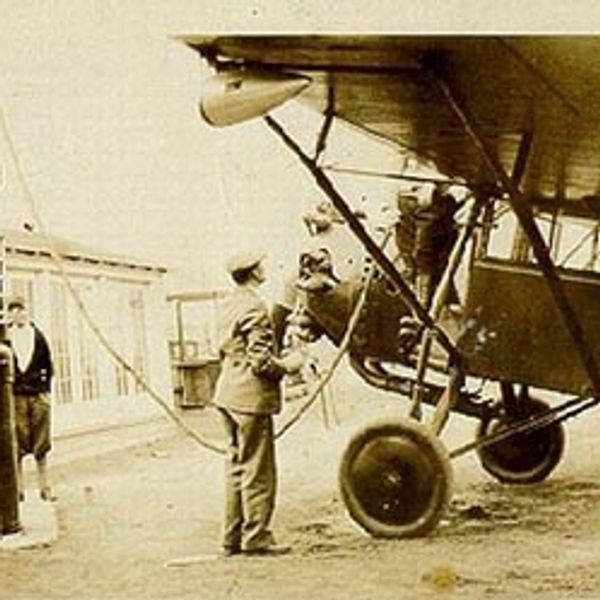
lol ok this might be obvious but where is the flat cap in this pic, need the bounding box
[225,250,266,275]
[7,294,27,310]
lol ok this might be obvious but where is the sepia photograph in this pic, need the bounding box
[2,1,600,598]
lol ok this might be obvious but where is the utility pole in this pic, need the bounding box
[0,236,21,535]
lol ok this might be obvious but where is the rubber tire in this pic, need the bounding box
[339,418,453,538]
[477,397,566,484]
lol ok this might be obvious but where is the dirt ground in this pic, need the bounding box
[3,365,600,600]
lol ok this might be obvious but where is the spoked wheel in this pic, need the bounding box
[477,397,566,484]
[339,419,452,538]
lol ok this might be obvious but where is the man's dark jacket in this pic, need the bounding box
[8,325,53,395]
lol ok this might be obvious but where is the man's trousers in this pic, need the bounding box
[219,409,277,552]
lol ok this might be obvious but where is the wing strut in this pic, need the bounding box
[263,114,462,367]
[430,66,600,397]
[421,195,485,431]
[313,84,335,162]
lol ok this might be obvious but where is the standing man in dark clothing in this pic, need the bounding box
[413,183,459,307]
[395,183,459,308]
[6,295,54,501]
[213,251,302,557]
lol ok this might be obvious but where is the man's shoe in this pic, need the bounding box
[242,545,291,557]
[222,546,242,557]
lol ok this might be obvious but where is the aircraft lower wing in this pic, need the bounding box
[182,35,600,214]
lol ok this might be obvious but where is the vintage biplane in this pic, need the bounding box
[180,36,600,538]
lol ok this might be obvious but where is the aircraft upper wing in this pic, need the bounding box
[182,35,600,217]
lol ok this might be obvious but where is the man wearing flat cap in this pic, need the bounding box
[213,250,302,557]
[6,295,54,501]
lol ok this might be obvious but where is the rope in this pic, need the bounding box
[0,104,226,455]
[275,225,393,438]
[275,259,376,438]
[0,101,372,456]
[0,102,384,456]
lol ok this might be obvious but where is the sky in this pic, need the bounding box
[0,0,599,291]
